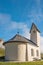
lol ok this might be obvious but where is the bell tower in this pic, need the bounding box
[30,23,40,46]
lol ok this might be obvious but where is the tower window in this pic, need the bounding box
[33,30,36,33]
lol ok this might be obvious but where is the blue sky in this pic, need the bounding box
[0,0,43,52]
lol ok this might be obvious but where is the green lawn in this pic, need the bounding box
[0,61,43,65]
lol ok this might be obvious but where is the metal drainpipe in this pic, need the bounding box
[26,43,28,61]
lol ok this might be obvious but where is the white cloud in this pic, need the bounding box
[0,13,11,24]
[6,21,30,39]
[21,24,30,39]
[0,13,30,39]
[27,0,43,23]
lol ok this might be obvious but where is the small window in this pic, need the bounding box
[36,50,39,56]
[31,49,34,56]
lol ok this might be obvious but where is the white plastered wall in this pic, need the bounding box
[5,42,26,61]
[27,42,41,61]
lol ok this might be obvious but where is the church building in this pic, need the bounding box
[3,23,41,61]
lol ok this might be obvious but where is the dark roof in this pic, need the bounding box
[3,34,38,47]
[30,23,40,33]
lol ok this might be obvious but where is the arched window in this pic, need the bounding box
[31,49,34,56]
[36,50,39,56]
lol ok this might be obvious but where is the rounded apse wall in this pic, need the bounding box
[5,42,26,61]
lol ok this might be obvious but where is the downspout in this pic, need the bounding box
[26,43,28,61]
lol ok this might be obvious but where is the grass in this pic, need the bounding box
[0,61,43,65]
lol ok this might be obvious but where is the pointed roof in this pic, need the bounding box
[8,34,29,42]
[3,34,38,47]
[30,23,40,33]
[4,34,29,44]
